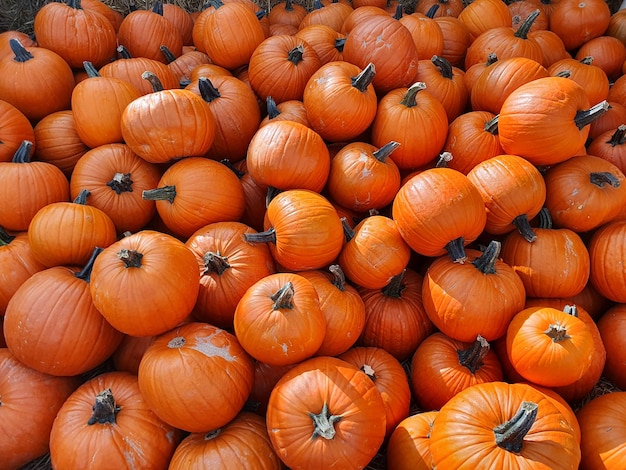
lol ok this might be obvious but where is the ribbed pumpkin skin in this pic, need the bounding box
[168,412,281,470]
[138,322,255,433]
[0,349,78,470]
[50,372,180,470]
[0,100,34,163]
[386,411,438,470]
[89,230,201,337]
[588,219,626,303]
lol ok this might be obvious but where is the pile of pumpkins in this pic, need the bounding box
[2,0,626,467]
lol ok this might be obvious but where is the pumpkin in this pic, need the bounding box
[120,72,216,164]
[505,305,595,387]
[457,0,512,43]
[50,371,180,469]
[268,0,308,27]
[392,167,487,262]
[33,0,117,69]
[27,189,118,268]
[597,304,626,390]
[508,1,549,33]
[548,0,611,51]
[169,411,281,469]
[357,268,434,361]
[0,30,36,59]
[0,140,70,232]
[370,82,449,171]
[466,153,546,240]
[0,349,78,470]
[588,219,626,303]
[298,0,353,33]
[89,230,201,337]
[587,101,626,141]
[259,96,311,128]
[69,143,162,234]
[233,272,326,366]
[422,240,527,342]
[339,346,411,438]
[397,6,444,61]
[498,76,608,166]
[429,381,581,468]
[298,265,366,357]
[0,39,75,122]
[386,411,438,470]
[185,221,276,330]
[162,47,211,87]
[4,247,123,376]
[138,322,255,432]
[247,361,294,416]
[246,120,330,193]
[32,110,89,177]
[244,189,344,271]
[547,56,610,107]
[266,356,387,469]
[142,157,246,239]
[415,55,468,122]
[529,28,571,68]
[577,391,626,469]
[303,61,378,143]
[435,16,471,68]
[294,24,345,65]
[222,158,268,233]
[410,332,503,411]
[162,2,195,46]
[0,100,34,163]
[111,334,156,376]
[500,208,590,298]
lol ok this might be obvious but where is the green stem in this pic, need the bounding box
[142,186,177,204]
[484,114,499,135]
[494,401,539,453]
[351,63,376,92]
[574,100,609,130]
[372,141,400,163]
[512,214,537,243]
[400,82,427,108]
[74,246,104,283]
[457,335,490,373]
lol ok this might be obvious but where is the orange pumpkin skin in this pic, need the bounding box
[266,356,387,469]
[50,372,180,470]
[548,0,611,52]
[577,392,626,469]
[90,230,201,337]
[4,258,123,377]
[0,349,78,470]
[498,76,600,166]
[597,305,626,390]
[185,221,276,330]
[429,382,581,469]
[410,332,504,411]
[505,306,595,388]
[588,219,626,303]
[0,100,34,163]
[112,334,156,376]
[234,272,326,366]
[169,411,281,469]
[339,346,411,438]
[138,322,255,433]
[386,411,438,470]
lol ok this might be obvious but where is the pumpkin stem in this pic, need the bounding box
[393,3,404,19]
[160,45,177,64]
[271,281,295,310]
[555,70,571,79]
[142,71,164,92]
[204,429,222,440]
[445,236,467,263]
[494,401,539,453]
[485,52,498,66]
[435,151,453,167]
[287,45,305,65]
[142,186,177,204]
[514,9,540,39]
[117,45,133,59]
[68,0,82,8]
[12,140,34,163]
[580,56,594,66]
[256,8,267,20]
[203,251,231,275]
[118,248,143,268]
[544,323,571,342]
[310,403,342,440]
[590,171,620,188]
[484,114,499,135]
[221,159,245,179]
[457,335,490,373]
[512,214,537,242]
[244,227,277,244]
[335,37,346,53]
[73,188,91,205]
[0,226,15,246]
[400,82,427,107]
[471,240,501,274]
[106,173,134,194]
[152,1,164,15]
[426,3,439,18]
[168,336,186,348]
[285,0,294,11]
[537,207,553,229]
[351,63,376,92]
[75,246,104,283]
[607,124,626,147]
[360,363,377,381]
[88,389,120,425]
[340,217,356,242]
[574,100,610,130]
[83,61,101,78]
[432,55,453,80]
[382,269,406,298]
[328,264,347,291]
[563,304,578,317]
[266,96,281,119]
[8,38,33,63]
[198,77,221,102]
[372,141,400,163]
